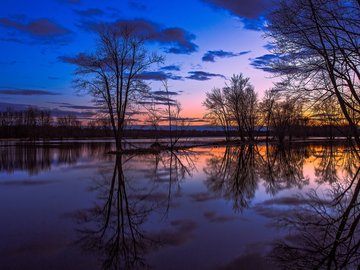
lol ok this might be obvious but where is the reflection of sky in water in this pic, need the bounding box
[0,142,357,269]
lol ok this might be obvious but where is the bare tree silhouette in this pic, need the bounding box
[64,23,163,151]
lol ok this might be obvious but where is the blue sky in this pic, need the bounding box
[0,0,276,121]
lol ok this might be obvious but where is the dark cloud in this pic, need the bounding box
[202,0,271,19]
[160,65,181,71]
[74,8,104,17]
[0,36,69,46]
[163,117,207,123]
[202,50,251,62]
[263,43,276,50]
[138,71,182,81]
[138,101,177,106]
[240,17,267,31]
[0,89,61,96]
[129,1,147,10]
[202,0,274,31]
[60,104,96,110]
[0,102,95,119]
[83,19,198,54]
[0,18,70,37]
[143,95,176,103]
[49,108,95,119]
[151,90,179,96]
[249,53,280,73]
[49,101,99,114]
[186,71,225,81]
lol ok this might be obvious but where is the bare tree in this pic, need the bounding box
[266,0,360,147]
[224,74,258,141]
[203,88,232,140]
[64,23,163,151]
[203,74,258,141]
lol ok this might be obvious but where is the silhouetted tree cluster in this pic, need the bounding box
[203,74,258,141]
[259,90,306,143]
[204,74,309,142]
[0,107,52,139]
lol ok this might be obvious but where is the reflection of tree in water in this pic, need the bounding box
[73,150,196,269]
[312,143,358,184]
[75,154,151,269]
[0,142,112,175]
[257,144,309,195]
[204,144,309,211]
[0,144,52,175]
[265,169,360,269]
[204,145,258,211]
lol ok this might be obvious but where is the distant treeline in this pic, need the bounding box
[0,107,355,140]
[0,107,110,139]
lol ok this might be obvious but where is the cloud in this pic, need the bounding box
[143,95,176,103]
[138,71,182,81]
[263,43,276,50]
[48,108,95,119]
[63,105,95,110]
[0,102,95,119]
[0,89,61,96]
[162,117,207,123]
[202,50,251,62]
[74,8,104,17]
[202,0,274,31]
[0,18,70,37]
[202,0,271,19]
[160,65,181,71]
[58,104,97,110]
[82,19,198,54]
[186,71,225,81]
[240,17,267,31]
[151,90,179,96]
[249,53,280,73]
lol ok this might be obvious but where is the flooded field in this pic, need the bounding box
[0,140,359,269]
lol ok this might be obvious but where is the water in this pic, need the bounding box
[0,141,359,269]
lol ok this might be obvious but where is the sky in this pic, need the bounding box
[0,0,277,123]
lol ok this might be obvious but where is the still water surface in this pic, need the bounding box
[0,141,359,269]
